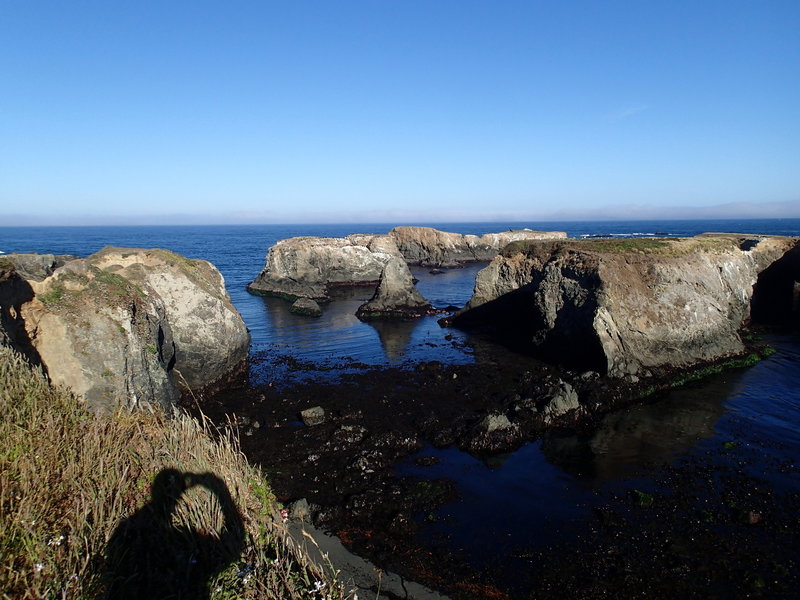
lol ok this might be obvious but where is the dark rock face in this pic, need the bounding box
[7,248,249,411]
[0,260,36,360]
[356,257,435,320]
[2,253,78,282]
[454,235,800,376]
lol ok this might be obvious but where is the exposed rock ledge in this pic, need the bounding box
[0,248,249,412]
[247,226,567,309]
[451,234,800,377]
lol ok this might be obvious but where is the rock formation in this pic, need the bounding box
[389,226,567,267]
[356,257,435,320]
[1,248,249,412]
[247,227,568,318]
[1,253,77,281]
[452,235,800,377]
[247,235,401,301]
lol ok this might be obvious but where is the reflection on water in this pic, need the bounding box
[249,280,480,385]
[365,319,420,361]
[541,379,732,480]
[397,336,800,589]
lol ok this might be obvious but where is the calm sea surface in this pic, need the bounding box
[2,218,799,585]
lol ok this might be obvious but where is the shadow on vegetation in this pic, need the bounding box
[105,468,244,600]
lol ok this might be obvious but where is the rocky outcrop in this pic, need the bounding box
[247,235,402,301]
[2,253,77,281]
[289,298,322,317]
[389,226,567,267]
[355,257,435,320]
[247,227,568,312]
[453,235,800,377]
[2,248,249,412]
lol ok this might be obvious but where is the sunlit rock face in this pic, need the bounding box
[247,234,402,301]
[454,235,800,376]
[3,248,249,412]
[389,226,568,268]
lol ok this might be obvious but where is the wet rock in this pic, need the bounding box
[289,498,311,522]
[289,297,322,317]
[301,406,325,426]
[329,424,368,448]
[479,412,514,433]
[542,380,581,424]
[462,412,522,453]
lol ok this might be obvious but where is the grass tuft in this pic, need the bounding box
[0,345,348,599]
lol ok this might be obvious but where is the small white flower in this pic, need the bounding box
[313,580,325,592]
[34,563,45,573]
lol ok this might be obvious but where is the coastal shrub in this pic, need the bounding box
[0,345,347,600]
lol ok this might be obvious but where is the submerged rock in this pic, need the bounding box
[356,257,435,320]
[454,235,800,377]
[3,247,249,411]
[289,297,322,317]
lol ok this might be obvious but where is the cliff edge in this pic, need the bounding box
[452,235,800,377]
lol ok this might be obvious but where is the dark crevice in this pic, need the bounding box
[750,243,800,327]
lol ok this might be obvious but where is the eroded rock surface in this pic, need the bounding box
[389,226,567,267]
[247,235,401,300]
[2,248,249,411]
[247,227,568,305]
[356,257,435,320]
[453,235,800,376]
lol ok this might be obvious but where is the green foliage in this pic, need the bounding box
[632,489,655,507]
[38,282,66,305]
[669,353,761,388]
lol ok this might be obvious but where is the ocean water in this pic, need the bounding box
[2,218,799,591]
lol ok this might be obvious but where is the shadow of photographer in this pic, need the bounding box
[105,468,244,599]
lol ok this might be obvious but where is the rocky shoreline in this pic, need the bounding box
[4,230,799,599]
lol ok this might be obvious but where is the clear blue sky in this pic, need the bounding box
[1,1,798,224]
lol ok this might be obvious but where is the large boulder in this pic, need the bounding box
[12,248,249,412]
[356,257,435,320]
[247,235,402,301]
[453,235,800,377]
[389,226,567,267]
